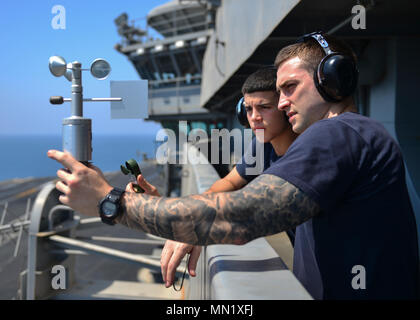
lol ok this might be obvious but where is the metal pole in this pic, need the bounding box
[27,182,58,300]
[63,61,92,163]
[14,198,31,257]
[62,98,122,102]
[0,220,31,233]
[70,62,83,117]
[0,202,8,244]
[75,236,166,246]
[83,98,122,102]
[49,235,186,276]
[0,202,7,225]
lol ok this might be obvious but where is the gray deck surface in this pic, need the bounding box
[0,162,169,299]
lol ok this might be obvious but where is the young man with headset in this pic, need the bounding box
[131,67,297,288]
[48,32,419,299]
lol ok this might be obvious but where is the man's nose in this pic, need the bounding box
[251,109,262,121]
[278,98,290,111]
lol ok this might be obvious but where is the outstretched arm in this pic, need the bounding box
[47,150,320,246]
[118,173,320,246]
[205,166,247,193]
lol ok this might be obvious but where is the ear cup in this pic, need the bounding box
[236,97,250,127]
[313,70,338,103]
[315,53,358,102]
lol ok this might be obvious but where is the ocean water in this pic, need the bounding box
[0,134,159,182]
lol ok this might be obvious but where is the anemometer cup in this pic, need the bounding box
[120,159,144,193]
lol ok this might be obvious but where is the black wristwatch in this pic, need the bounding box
[98,187,125,225]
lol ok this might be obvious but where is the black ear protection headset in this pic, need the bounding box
[297,31,358,103]
[236,97,249,127]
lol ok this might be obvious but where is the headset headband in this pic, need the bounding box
[298,31,333,55]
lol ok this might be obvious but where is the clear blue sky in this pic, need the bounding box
[0,0,168,136]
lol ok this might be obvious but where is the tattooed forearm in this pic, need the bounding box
[117,174,320,246]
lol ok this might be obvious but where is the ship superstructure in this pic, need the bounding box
[115,1,225,126]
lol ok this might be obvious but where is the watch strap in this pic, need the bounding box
[108,187,125,201]
[99,187,125,225]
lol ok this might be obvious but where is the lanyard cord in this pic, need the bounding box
[173,253,190,292]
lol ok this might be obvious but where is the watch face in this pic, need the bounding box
[102,201,117,217]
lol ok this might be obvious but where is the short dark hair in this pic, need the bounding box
[241,67,277,95]
[274,33,357,73]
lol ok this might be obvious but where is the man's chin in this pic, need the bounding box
[291,122,304,134]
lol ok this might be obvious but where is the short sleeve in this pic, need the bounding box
[236,137,274,183]
[263,119,366,211]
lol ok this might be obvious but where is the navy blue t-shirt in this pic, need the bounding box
[236,138,297,245]
[236,137,280,182]
[263,112,419,300]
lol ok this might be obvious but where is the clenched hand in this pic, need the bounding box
[47,150,113,217]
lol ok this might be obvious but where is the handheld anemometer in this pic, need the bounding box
[120,159,144,193]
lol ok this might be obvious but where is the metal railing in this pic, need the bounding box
[181,143,313,300]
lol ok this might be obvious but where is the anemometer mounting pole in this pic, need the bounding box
[71,61,83,117]
[63,60,92,164]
